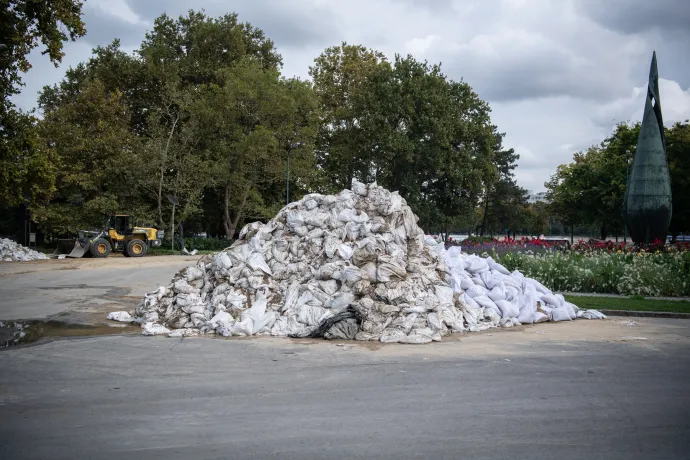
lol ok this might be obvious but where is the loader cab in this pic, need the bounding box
[111,215,134,235]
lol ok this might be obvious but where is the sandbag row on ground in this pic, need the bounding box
[130,180,604,343]
[0,238,48,262]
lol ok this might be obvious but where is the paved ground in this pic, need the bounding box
[1,318,689,459]
[2,258,689,458]
[0,256,200,323]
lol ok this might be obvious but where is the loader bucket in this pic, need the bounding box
[52,239,90,258]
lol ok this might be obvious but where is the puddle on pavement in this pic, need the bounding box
[1,320,140,348]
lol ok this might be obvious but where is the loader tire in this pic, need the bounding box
[126,239,148,258]
[90,238,112,258]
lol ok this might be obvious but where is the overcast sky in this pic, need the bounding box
[13,0,690,192]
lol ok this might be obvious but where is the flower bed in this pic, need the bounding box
[454,237,690,297]
[494,249,690,297]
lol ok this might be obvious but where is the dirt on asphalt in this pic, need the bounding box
[0,254,202,277]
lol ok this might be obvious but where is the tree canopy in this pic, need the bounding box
[2,9,518,243]
[546,121,690,240]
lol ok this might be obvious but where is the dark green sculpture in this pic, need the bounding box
[625,52,672,244]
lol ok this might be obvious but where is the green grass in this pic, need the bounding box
[565,295,690,313]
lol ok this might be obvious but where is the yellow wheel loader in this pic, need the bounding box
[53,214,164,258]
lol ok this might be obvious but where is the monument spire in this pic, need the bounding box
[625,51,672,244]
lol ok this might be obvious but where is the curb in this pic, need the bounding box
[599,309,690,319]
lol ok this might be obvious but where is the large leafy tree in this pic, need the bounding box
[0,0,85,227]
[193,60,319,239]
[309,42,387,190]
[33,10,302,237]
[34,80,143,233]
[0,109,57,209]
[0,0,85,112]
[310,46,498,233]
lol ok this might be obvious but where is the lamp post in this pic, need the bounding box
[167,195,179,254]
[286,142,302,205]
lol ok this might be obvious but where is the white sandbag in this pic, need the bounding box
[297,305,331,326]
[141,322,170,336]
[540,293,563,307]
[579,309,607,320]
[107,311,133,322]
[495,299,520,318]
[324,292,355,310]
[551,307,573,322]
[534,311,550,323]
[337,244,355,260]
[209,311,233,328]
[212,252,233,271]
[167,328,200,338]
[489,260,511,275]
[400,330,433,344]
[380,328,407,343]
[488,285,507,302]
[247,252,272,275]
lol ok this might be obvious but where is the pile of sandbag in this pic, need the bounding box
[0,238,49,262]
[444,246,605,330]
[131,180,604,343]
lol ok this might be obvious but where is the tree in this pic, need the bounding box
[545,157,590,242]
[546,122,638,240]
[1,0,85,228]
[32,10,298,237]
[311,46,497,234]
[33,80,143,233]
[0,0,85,113]
[667,121,690,238]
[480,130,520,236]
[309,42,388,190]
[0,109,57,209]
[193,60,319,239]
[138,85,215,232]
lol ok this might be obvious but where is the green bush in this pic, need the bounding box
[462,236,495,245]
[184,237,230,251]
[491,250,690,297]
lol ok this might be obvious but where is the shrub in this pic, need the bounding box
[490,249,690,297]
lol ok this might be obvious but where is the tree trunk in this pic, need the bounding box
[570,225,574,244]
[480,188,491,236]
[223,183,232,240]
[223,183,251,241]
[157,170,164,228]
[600,223,607,240]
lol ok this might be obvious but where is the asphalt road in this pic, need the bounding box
[1,319,689,460]
[0,256,199,323]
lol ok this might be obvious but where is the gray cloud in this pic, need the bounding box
[442,40,618,102]
[575,0,690,88]
[10,0,690,194]
[124,0,343,50]
[576,0,690,35]
[81,11,147,48]
[394,0,455,12]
